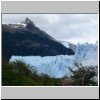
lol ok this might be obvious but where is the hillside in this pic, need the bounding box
[2,18,74,59]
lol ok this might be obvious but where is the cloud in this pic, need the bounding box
[2,14,98,44]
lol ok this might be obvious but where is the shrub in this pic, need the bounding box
[68,63,98,86]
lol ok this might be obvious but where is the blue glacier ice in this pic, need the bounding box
[9,55,75,78]
[74,42,98,66]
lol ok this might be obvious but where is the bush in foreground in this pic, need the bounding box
[68,63,98,86]
[2,58,61,86]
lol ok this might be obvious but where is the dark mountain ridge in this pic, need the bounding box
[2,18,74,59]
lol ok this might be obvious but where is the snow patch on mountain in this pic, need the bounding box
[61,41,70,48]
[60,41,76,52]
[17,23,27,27]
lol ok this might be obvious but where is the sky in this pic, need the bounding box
[2,14,98,44]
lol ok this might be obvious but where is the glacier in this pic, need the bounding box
[74,42,98,66]
[9,42,98,78]
[10,55,75,78]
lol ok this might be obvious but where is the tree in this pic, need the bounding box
[68,62,98,86]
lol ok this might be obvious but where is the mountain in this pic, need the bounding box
[60,41,77,52]
[2,18,74,58]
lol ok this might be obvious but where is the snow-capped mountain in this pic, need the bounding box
[8,18,35,29]
[10,42,98,78]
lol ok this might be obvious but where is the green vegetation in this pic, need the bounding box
[68,63,98,86]
[2,58,98,86]
[2,58,61,86]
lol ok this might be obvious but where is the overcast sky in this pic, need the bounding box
[2,14,98,44]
